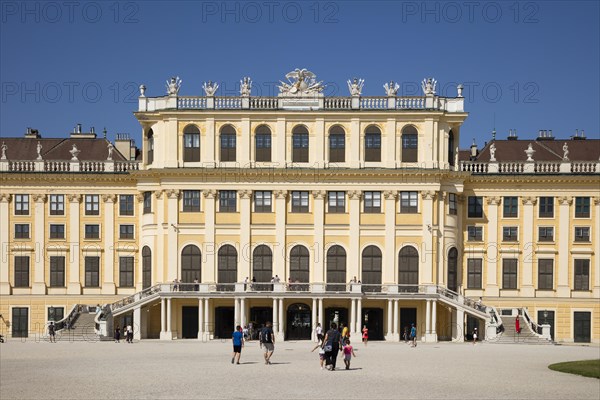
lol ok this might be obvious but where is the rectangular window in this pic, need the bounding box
[84,257,100,287]
[401,134,418,162]
[15,194,29,215]
[14,224,29,239]
[448,193,457,215]
[503,196,518,218]
[47,307,64,322]
[184,133,200,162]
[119,256,134,287]
[255,134,272,162]
[400,191,418,214]
[502,259,518,289]
[365,133,381,162]
[502,226,518,242]
[49,194,64,215]
[467,226,483,241]
[14,256,30,288]
[84,224,100,239]
[539,197,554,218]
[292,133,309,163]
[538,227,554,242]
[143,191,152,214]
[575,197,590,218]
[574,259,590,291]
[219,190,237,212]
[467,258,482,289]
[574,227,590,242]
[85,195,99,216]
[329,134,345,163]
[364,191,381,213]
[119,195,134,216]
[49,224,65,239]
[182,190,201,212]
[538,259,554,290]
[50,256,65,287]
[220,134,236,162]
[468,196,483,218]
[254,191,272,213]
[119,225,134,239]
[327,191,345,213]
[291,191,309,213]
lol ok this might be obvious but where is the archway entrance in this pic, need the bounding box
[286,303,311,340]
[361,308,384,340]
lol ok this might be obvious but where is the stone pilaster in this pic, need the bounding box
[239,190,252,281]
[312,190,326,283]
[348,191,362,282]
[557,196,573,297]
[102,194,116,294]
[383,190,397,284]
[485,196,501,296]
[0,194,11,294]
[520,196,537,297]
[67,194,82,294]
[421,191,436,284]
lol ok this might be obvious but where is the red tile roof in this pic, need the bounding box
[0,137,128,161]
[463,139,600,162]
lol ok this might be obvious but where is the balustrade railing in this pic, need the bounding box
[396,97,425,109]
[498,162,525,173]
[44,160,70,172]
[8,160,35,172]
[80,161,105,172]
[215,97,241,109]
[572,161,597,173]
[535,162,560,173]
[460,160,599,174]
[324,97,351,109]
[178,96,206,109]
[360,97,387,109]
[250,97,278,109]
[460,162,488,173]
[2,159,140,173]
[54,304,80,331]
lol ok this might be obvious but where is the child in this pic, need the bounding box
[311,341,326,370]
[342,339,356,370]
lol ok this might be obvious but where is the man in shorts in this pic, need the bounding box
[48,321,56,343]
[259,321,275,365]
[232,325,244,364]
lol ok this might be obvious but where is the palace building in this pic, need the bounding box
[1,70,598,343]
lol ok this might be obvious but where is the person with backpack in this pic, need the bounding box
[322,322,343,371]
[410,323,417,347]
[259,321,275,365]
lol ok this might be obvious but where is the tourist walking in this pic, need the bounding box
[48,322,56,343]
[410,323,417,347]
[114,327,121,343]
[472,327,478,345]
[515,315,521,335]
[126,324,133,343]
[342,339,356,370]
[232,325,244,364]
[315,323,323,343]
[361,325,369,346]
[403,327,409,343]
[311,339,326,369]
[259,321,275,365]
[341,323,349,341]
[323,322,343,371]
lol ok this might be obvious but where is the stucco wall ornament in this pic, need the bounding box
[278,69,324,95]
[203,81,219,96]
[166,77,182,96]
[383,80,399,96]
[347,78,364,96]
[240,77,252,96]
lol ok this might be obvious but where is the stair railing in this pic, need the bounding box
[520,307,549,340]
[54,304,80,331]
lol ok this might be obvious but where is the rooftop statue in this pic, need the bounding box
[240,77,252,96]
[489,143,497,162]
[166,76,182,96]
[1,141,7,160]
[107,142,114,161]
[203,81,219,96]
[383,80,399,96]
[278,68,324,95]
[347,78,364,96]
[525,143,535,162]
[36,141,43,160]
[70,144,80,161]
[421,78,437,95]
[562,142,569,161]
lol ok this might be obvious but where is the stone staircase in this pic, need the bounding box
[489,315,553,345]
[48,313,102,342]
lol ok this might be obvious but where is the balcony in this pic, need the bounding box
[460,160,599,175]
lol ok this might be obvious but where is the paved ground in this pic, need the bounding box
[1,339,599,400]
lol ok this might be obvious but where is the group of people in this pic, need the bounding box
[171,278,200,292]
[312,322,357,370]
[231,322,275,365]
[400,324,418,347]
[114,324,134,343]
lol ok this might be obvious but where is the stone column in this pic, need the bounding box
[203,190,216,283]
[272,297,278,332]
[32,194,47,294]
[166,297,172,339]
[350,298,356,337]
[278,298,284,339]
[312,190,326,283]
[348,191,361,281]
[314,117,325,168]
[421,191,436,284]
[166,190,180,282]
[204,298,210,338]
[431,300,437,342]
[160,298,166,339]
[486,197,501,297]
[557,196,572,297]
[198,298,204,340]
[521,197,537,297]
[384,191,397,284]
[437,192,446,286]
[135,193,146,291]
[155,191,165,282]
[356,298,362,334]
[240,117,251,166]
[275,117,286,167]
[350,118,360,168]
[205,117,215,165]
[67,194,82,294]
[274,191,287,279]
[385,118,396,168]
[234,297,240,328]
[133,306,141,340]
[240,297,246,328]
[393,299,399,340]
[0,194,10,295]
[318,298,324,328]
[385,299,393,339]
[454,308,465,342]
[312,298,317,341]
[239,190,252,282]
[425,300,431,336]
[100,194,116,294]
[594,198,600,298]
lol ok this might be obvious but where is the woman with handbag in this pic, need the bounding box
[322,322,343,371]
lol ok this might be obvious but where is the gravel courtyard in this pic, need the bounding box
[1,339,599,400]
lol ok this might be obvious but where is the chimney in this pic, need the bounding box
[115,133,138,160]
[573,129,586,140]
[470,139,478,160]
[507,129,518,140]
[537,129,555,141]
[70,124,97,138]
[24,127,41,138]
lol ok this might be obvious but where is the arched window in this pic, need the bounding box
[146,129,154,164]
[253,245,272,291]
[289,245,309,291]
[218,245,237,291]
[448,130,455,167]
[401,125,418,162]
[142,246,152,289]
[326,245,346,292]
[362,246,382,292]
[329,125,345,163]
[399,246,419,292]
[292,125,309,163]
[181,245,201,284]
[365,125,381,162]
[220,125,236,162]
[447,247,458,292]
[183,125,200,162]
[255,125,272,162]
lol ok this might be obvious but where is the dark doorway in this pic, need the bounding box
[286,303,312,340]
[400,308,417,341]
[249,307,272,340]
[361,308,384,340]
[466,315,480,341]
[214,307,234,339]
[537,310,555,341]
[12,307,28,338]
[182,306,199,339]
[574,312,591,343]
[325,307,349,331]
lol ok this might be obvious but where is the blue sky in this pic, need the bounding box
[1,0,599,148]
